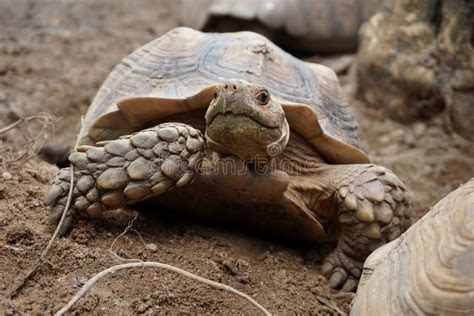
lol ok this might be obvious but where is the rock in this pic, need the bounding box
[2,171,13,180]
[145,243,158,252]
[403,131,416,147]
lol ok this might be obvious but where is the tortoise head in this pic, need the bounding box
[204,80,290,161]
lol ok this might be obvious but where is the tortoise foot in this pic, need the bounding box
[321,247,362,292]
[319,164,412,291]
[44,122,205,234]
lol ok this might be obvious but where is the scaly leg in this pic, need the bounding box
[317,164,412,291]
[44,122,205,235]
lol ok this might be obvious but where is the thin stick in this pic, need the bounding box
[41,116,84,260]
[9,117,84,298]
[55,261,271,316]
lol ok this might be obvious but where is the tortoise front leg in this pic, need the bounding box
[315,164,412,291]
[44,122,205,235]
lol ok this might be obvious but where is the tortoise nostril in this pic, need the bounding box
[224,84,228,90]
[232,85,237,90]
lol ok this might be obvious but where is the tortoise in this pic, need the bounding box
[176,0,384,54]
[352,178,474,315]
[45,27,411,291]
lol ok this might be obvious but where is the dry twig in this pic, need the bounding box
[107,215,146,262]
[0,113,57,169]
[55,261,272,316]
[315,295,346,315]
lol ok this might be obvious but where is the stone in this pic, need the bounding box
[145,243,158,252]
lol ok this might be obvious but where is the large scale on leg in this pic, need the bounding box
[45,27,412,291]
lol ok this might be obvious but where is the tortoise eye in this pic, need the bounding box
[255,90,270,105]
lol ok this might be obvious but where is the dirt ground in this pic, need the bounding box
[1,1,473,315]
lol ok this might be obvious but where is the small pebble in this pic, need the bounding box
[413,122,426,137]
[403,131,416,147]
[2,171,12,180]
[145,243,158,252]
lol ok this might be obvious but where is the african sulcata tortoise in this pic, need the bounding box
[177,0,384,54]
[352,178,474,315]
[45,27,411,291]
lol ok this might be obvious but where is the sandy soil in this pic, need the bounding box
[1,1,473,315]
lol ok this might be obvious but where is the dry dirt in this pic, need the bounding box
[1,1,473,315]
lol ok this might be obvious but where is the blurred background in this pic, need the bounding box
[0,0,472,314]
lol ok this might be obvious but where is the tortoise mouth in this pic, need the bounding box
[205,113,283,159]
[206,112,278,129]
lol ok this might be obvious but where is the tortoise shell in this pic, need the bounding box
[177,0,383,54]
[84,27,368,164]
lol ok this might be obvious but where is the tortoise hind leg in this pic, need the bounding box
[316,164,412,291]
[44,122,205,235]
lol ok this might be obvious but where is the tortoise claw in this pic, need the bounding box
[321,246,363,291]
[45,168,77,235]
[328,269,347,288]
[341,278,358,292]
